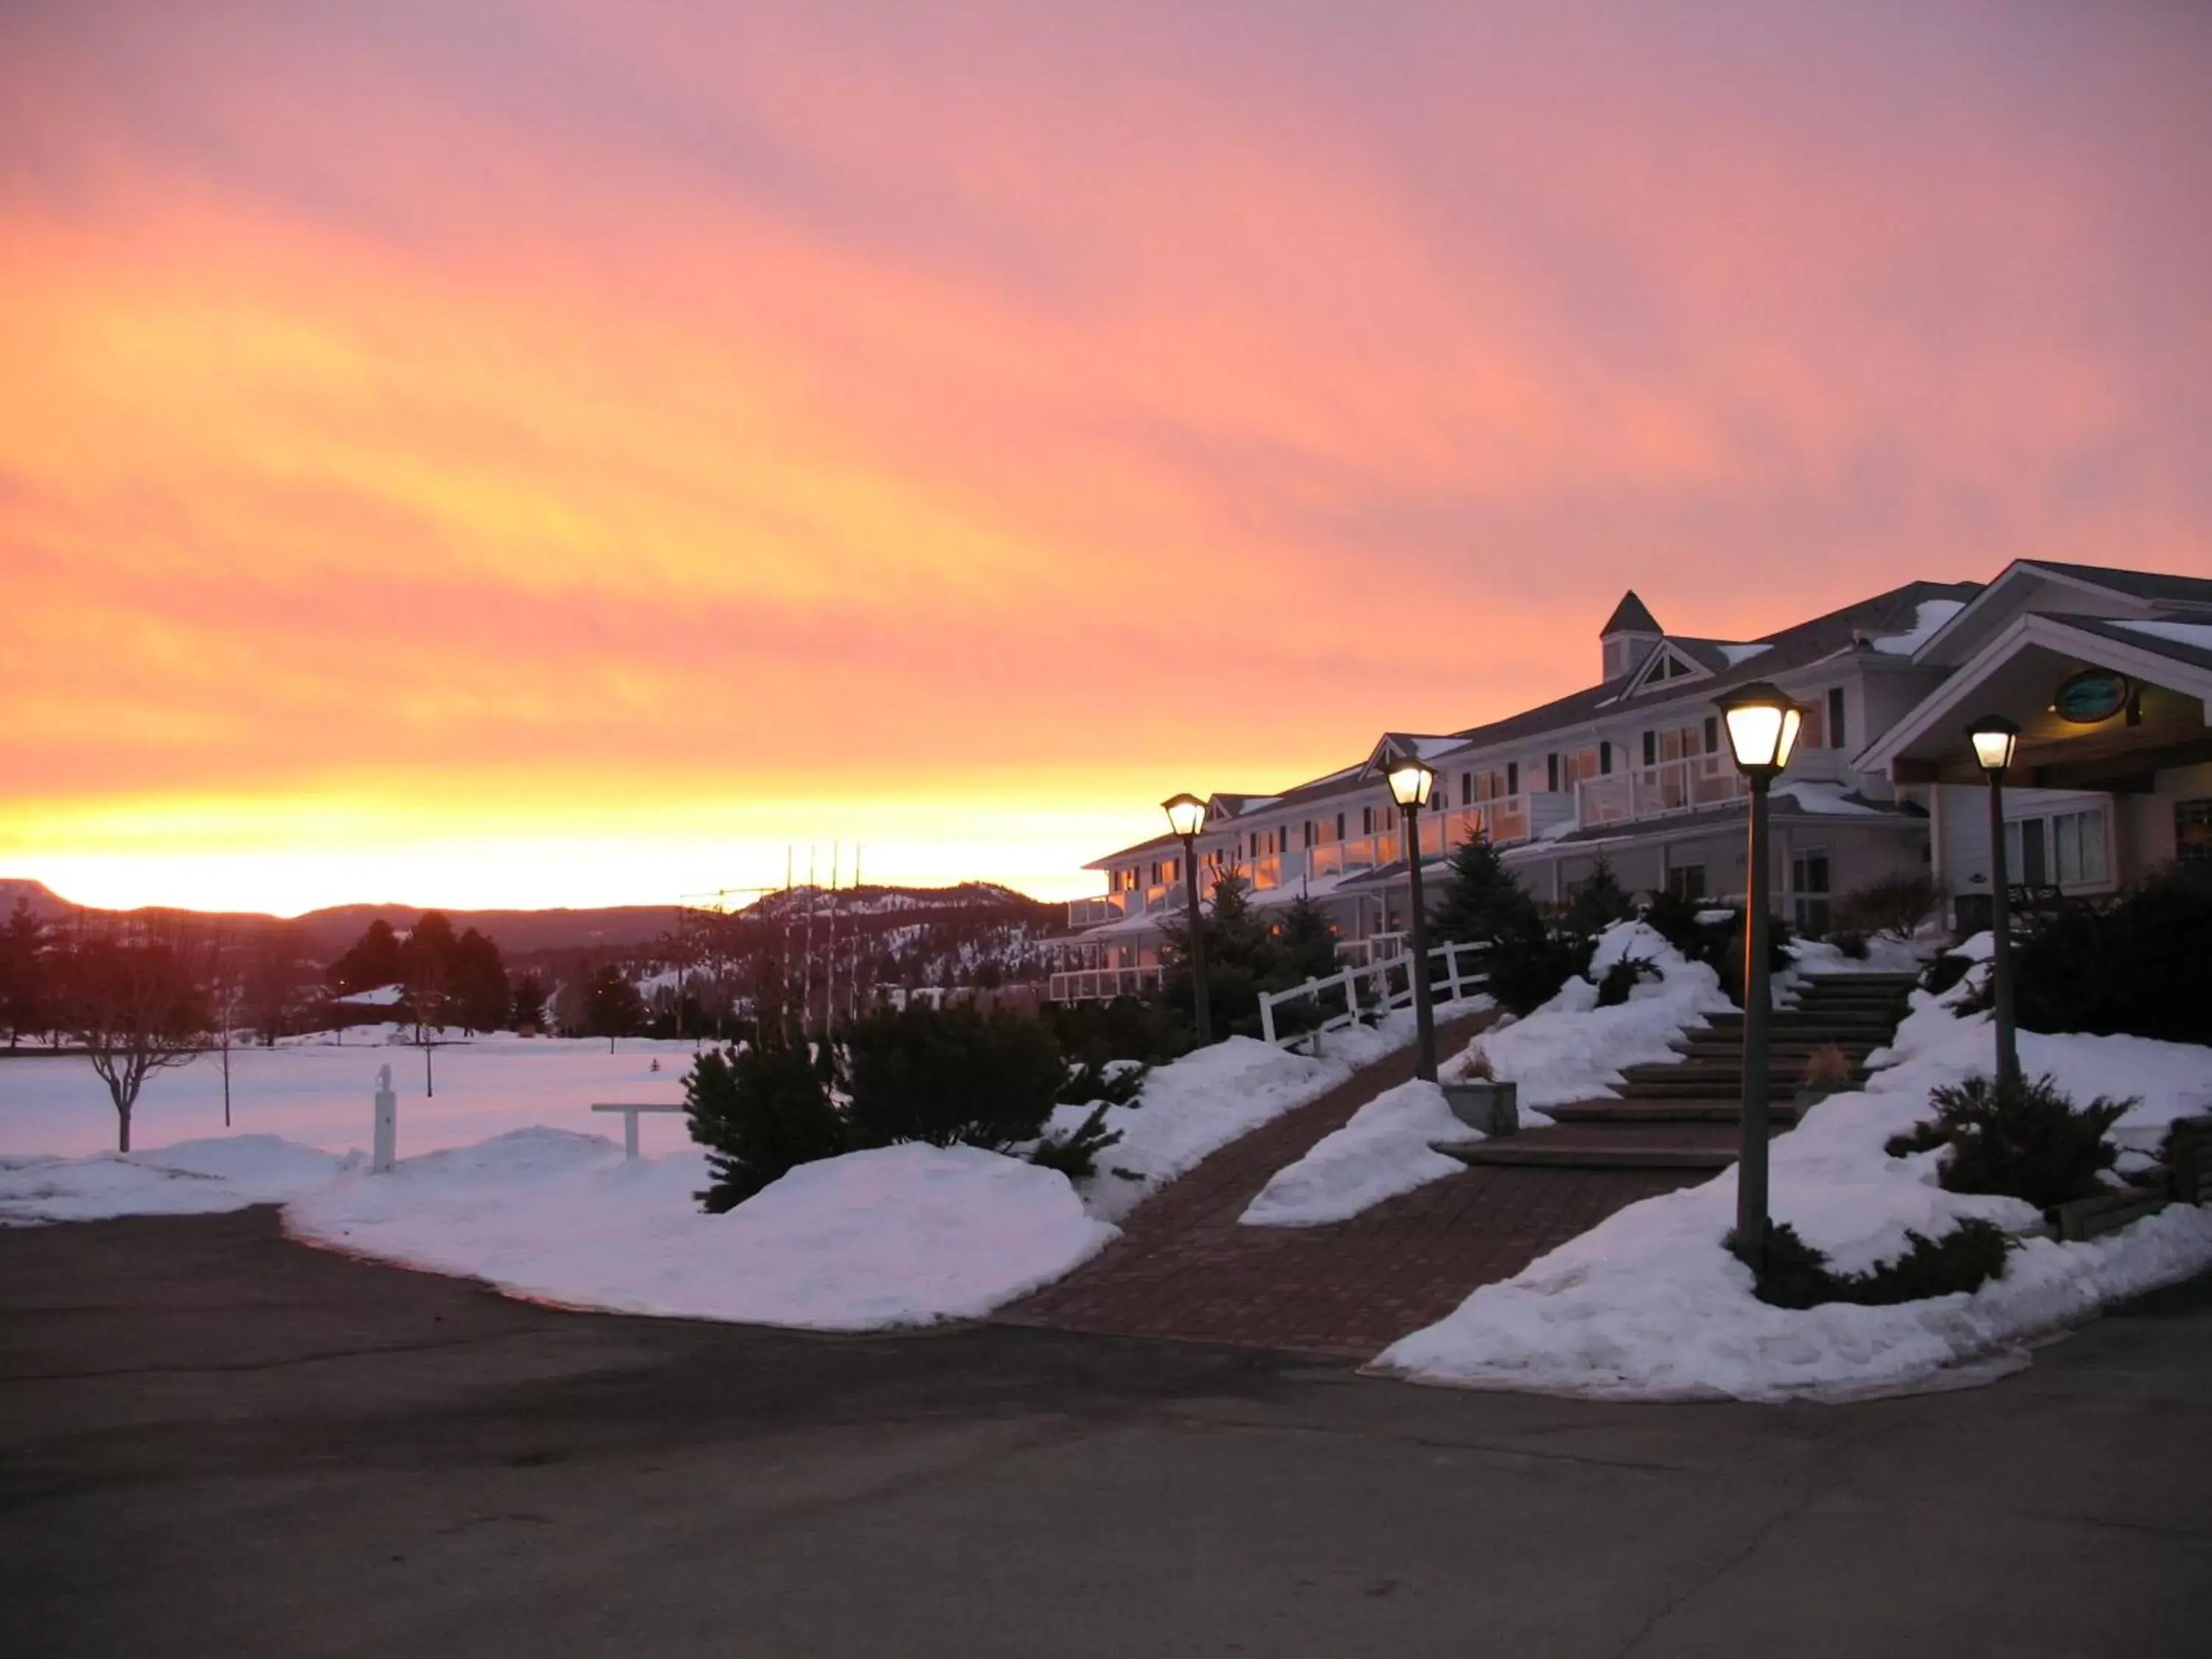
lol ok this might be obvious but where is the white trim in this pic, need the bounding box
[1908,560,2153,664]
[1624,641,1714,697]
[1857,612,2212,774]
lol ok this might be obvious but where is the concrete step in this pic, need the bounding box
[1798,973,1921,987]
[1545,1099,1802,1124]
[1434,1138,1742,1172]
[1610,1066,1867,1093]
[1618,1079,1849,1101]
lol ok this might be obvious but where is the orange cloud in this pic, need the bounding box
[4,1,2209,911]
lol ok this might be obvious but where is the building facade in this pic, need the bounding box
[1051,561,2212,1001]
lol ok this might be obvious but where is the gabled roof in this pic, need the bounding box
[1907,558,2212,664]
[1600,590,1663,636]
[1440,579,1981,759]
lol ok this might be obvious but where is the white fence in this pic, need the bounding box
[1257,940,1486,1051]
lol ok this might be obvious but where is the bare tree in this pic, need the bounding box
[60,913,213,1152]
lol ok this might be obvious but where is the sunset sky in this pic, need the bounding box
[6,1,2210,914]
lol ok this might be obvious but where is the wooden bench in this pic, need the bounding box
[591,1101,686,1160]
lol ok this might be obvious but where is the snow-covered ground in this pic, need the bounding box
[1370,948,2212,1402]
[287,1135,1116,1329]
[1238,1079,1471,1227]
[1460,922,1733,1115]
[0,1010,1441,1324]
[1043,1013,1430,1223]
[1,1029,698,1161]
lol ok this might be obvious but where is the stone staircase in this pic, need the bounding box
[1441,971,1920,1172]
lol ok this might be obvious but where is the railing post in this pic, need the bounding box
[1260,988,1278,1047]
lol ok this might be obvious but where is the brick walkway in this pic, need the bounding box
[996,1011,1696,1359]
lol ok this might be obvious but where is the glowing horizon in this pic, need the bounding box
[7,2,2210,917]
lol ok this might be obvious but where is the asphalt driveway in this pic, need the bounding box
[4,1206,2208,1658]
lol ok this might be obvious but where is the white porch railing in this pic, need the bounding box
[1048,965,1165,1004]
[1257,940,1487,1051]
[1576,756,1747,828]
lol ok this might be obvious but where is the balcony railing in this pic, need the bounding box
[1047,965,1165,1004]
[1065,894,1130,928]
[1576,756,1748,828]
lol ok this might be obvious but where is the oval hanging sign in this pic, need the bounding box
[2052,668,2131,725]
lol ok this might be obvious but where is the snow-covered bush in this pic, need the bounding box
[1733,1217,2009,1310]
[1886,1072,2132,1209]
[1028,1101,1123,1180]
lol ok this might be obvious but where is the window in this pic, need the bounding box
[1507,761,1519,795]
[1703,716,1719,754]
[1599,741,1613,776]
[1666,864,1706,900]
[2180,799,2212,864]
[1827,687,1848,751]
[1362,806,1375,835]
[1335,812,1346,841]
[1643,731,1657,767]
[2005,807,2110,888]
[1800,697,1826,751]
[1792,850,1832,935]
[1548,752,1559,793]
[1303,820,1315,850]
[1641,652,1694,686]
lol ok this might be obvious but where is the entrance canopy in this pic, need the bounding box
[1860,612,2212,790]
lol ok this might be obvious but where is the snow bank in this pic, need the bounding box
[0,1135,356,1225]
[1467,922,1734,1114]
[1045,1017,1430,1223]
[1239,1080,1470,1228]
[1370,958,2212,1402]
[286,1133,1119,1329]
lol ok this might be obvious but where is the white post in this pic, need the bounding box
[624,1109,640,1161]
[372,1063,397,1173]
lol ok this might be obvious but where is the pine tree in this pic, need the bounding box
[327,918,403,995]
[510,973,549,1031]
[685,1032,847,1213]
[1430,833,1541,946]
[1269,894,1340,987]
[1,900,46,1049]
[1564,853,1632,939]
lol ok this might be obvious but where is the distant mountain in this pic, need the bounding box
[0,877,1068,966]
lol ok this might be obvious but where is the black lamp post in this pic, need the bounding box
[1716,681,1804,1270]
[1385,757,1440,1082]
[1967,715,2023,1090]
[1162,793,1212,1046]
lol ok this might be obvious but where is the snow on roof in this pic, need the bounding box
[332,982,406,1006]
[2112,619,2212,650]
[1870,598,1969,656]
[1715,643,1772,667]
[1774,781,1886,816]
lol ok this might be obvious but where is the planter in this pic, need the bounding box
[1443,1079,1519,1138]
[2048,1185,2170,1243]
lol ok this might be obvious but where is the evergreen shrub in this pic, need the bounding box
[2012,863,2212,1045]
[1730,1219,2009,1310]
[686,1034,847,1213]
[1028,1101,1124,1181]
[1594,953,1659,1008]
[1884,1072,2132,1209]
[1834,872,1943,941]
[843,1001,1065,1152]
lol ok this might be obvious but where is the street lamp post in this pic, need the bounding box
[1385,757,1440,1082]
[1162,793,1213,1046]
[1967,716,2023,1091]
[1716,682,1804,1270]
